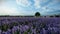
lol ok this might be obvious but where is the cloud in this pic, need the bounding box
[16,0,50,10]
[33,0,41,9]
[0,0,21,15]
[0,0,8,5]
[47,0,60,6]
[0,0,4,4]
[16,0,60,15]
[33,0,51,9]
[0,7,20,15]
[16,0,32,7]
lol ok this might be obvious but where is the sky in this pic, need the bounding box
[0,0,60,16]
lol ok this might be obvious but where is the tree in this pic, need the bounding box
[55,15,60,17]
[50,16,54,17]
[35,12,40,17]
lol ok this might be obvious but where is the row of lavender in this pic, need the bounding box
[0,17,60,34]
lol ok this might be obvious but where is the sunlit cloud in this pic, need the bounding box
[0,7,20,15]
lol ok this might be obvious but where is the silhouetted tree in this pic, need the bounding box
[50,16,54,17]
[55,15,60,17]
[35,12,40,17]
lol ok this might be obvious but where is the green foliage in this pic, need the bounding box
[24,31,28,34]
[35,12,40,17]
[14,30,20,34]
[1,24,8,31]
[27,29,32,33]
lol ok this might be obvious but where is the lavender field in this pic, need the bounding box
[0,17,60,34]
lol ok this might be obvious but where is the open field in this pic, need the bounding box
[0,16,60,34]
